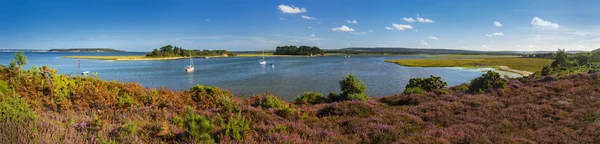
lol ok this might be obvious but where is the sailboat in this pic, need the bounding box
[185,54,194,72]
[259,50,267,65]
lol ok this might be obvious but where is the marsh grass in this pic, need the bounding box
[386,55,553,72]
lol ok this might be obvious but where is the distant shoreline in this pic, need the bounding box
[60,55,228,61]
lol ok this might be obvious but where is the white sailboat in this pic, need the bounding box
[185,54,194,72]
[259,50,267,65]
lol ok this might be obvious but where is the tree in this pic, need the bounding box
[591,48,600,62]
[9,52,27,71]
[404,75,447,94]
[468,71,507,94]
[338,74,369,101]
[551,49,568,67]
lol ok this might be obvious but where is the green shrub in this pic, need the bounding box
[338,74,369,101]
[347,93,369,101]
[184,107,214,141]
[117,94,138,108]
[268,124,288,134]
[0,96,37,123]
[0,80,11,96]
[171,116,183,127]
[403,87,424,94]
[339,74,366,96]
[326,92,342,102]
[458,84,469,92]
[468,71,507,94]
[219,113,251,140]
[404,75,447,94]
[120,121,137,135]
[219,96,238,112]
[295,92,325,105]
[258,95,287,110]
[275,106,296,118]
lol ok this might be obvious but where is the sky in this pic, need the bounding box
[1,0,600,52]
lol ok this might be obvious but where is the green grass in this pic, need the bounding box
[385,55,553,72]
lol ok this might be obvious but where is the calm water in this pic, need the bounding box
[0,52,519,101]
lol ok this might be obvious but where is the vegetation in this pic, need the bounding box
[295,92,325,105]
[274,45,324,56]
[48,48,125,52]
[404,75,447,94]
[336,74,369,101]
[146,45,235,58]
[541,48,600,76]
[467,71,507,94]
[386,55,553,73]
[4,52,600,143]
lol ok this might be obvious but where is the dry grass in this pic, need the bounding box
[386,55,553,72]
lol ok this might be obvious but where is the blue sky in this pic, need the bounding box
[1,0,600,51]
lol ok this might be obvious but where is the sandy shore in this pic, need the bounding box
[496,66,534,76]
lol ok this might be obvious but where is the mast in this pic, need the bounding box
[190,54,193,67]
[262,50,265,61]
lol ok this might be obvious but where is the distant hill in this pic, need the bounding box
[48,48,125,52]
[325,47,588,55]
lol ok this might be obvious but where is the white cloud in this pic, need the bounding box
[428,36,439,40]
[402,17,415,22]
[347,43,351,46]
[346,20,357,24]
[494,21,502,27]
[417,17,435,23]
[486,32,504,37]
[369,30,374,32]
[331,25,355,32]
[310,34,316,37]
[278,4,307,14]
[531,17,559,28]
[301,15,316,20]
[205,19,210,22]
[481,45,488,48]
[279,17,285,20]
[391,24,413,31]
[385,27,394,30]
[528,45,535,48]
[308,26,312,29]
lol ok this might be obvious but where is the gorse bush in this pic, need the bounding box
[295,92,325,105]
[184,107,214,142]
[218,113,251,140]
[468,71,507,94]
[337,74,369,101]
[117,94,138,108]
[404,75,447,93]
[403,87,424,94]
[257,95,287,110]
[0,80,11,96]
[0,96,37,123]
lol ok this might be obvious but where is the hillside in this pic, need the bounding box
[2,57,600,143]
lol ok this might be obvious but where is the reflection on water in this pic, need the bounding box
[0,52,521,101]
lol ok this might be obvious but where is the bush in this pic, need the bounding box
[403,87,424,94]
[120,121,137,135]
[184,107,214,142]
[219,113,251,140]
[295,92,325,105]
[257,95,287,110]
[0,96,37,123]
[0,80,10,96]
[468,71,507,94]
[404,75,447,93]
[337,74,369,101]
[117,94,138,108]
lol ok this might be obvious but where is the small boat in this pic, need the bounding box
[270,64,275,68]
[259,50,267,65]
[204,56,209,59]
[81,71,90,76]
[185,55,194,72]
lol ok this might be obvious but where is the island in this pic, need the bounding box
[49,48,125,52]
[274,45,324,56]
